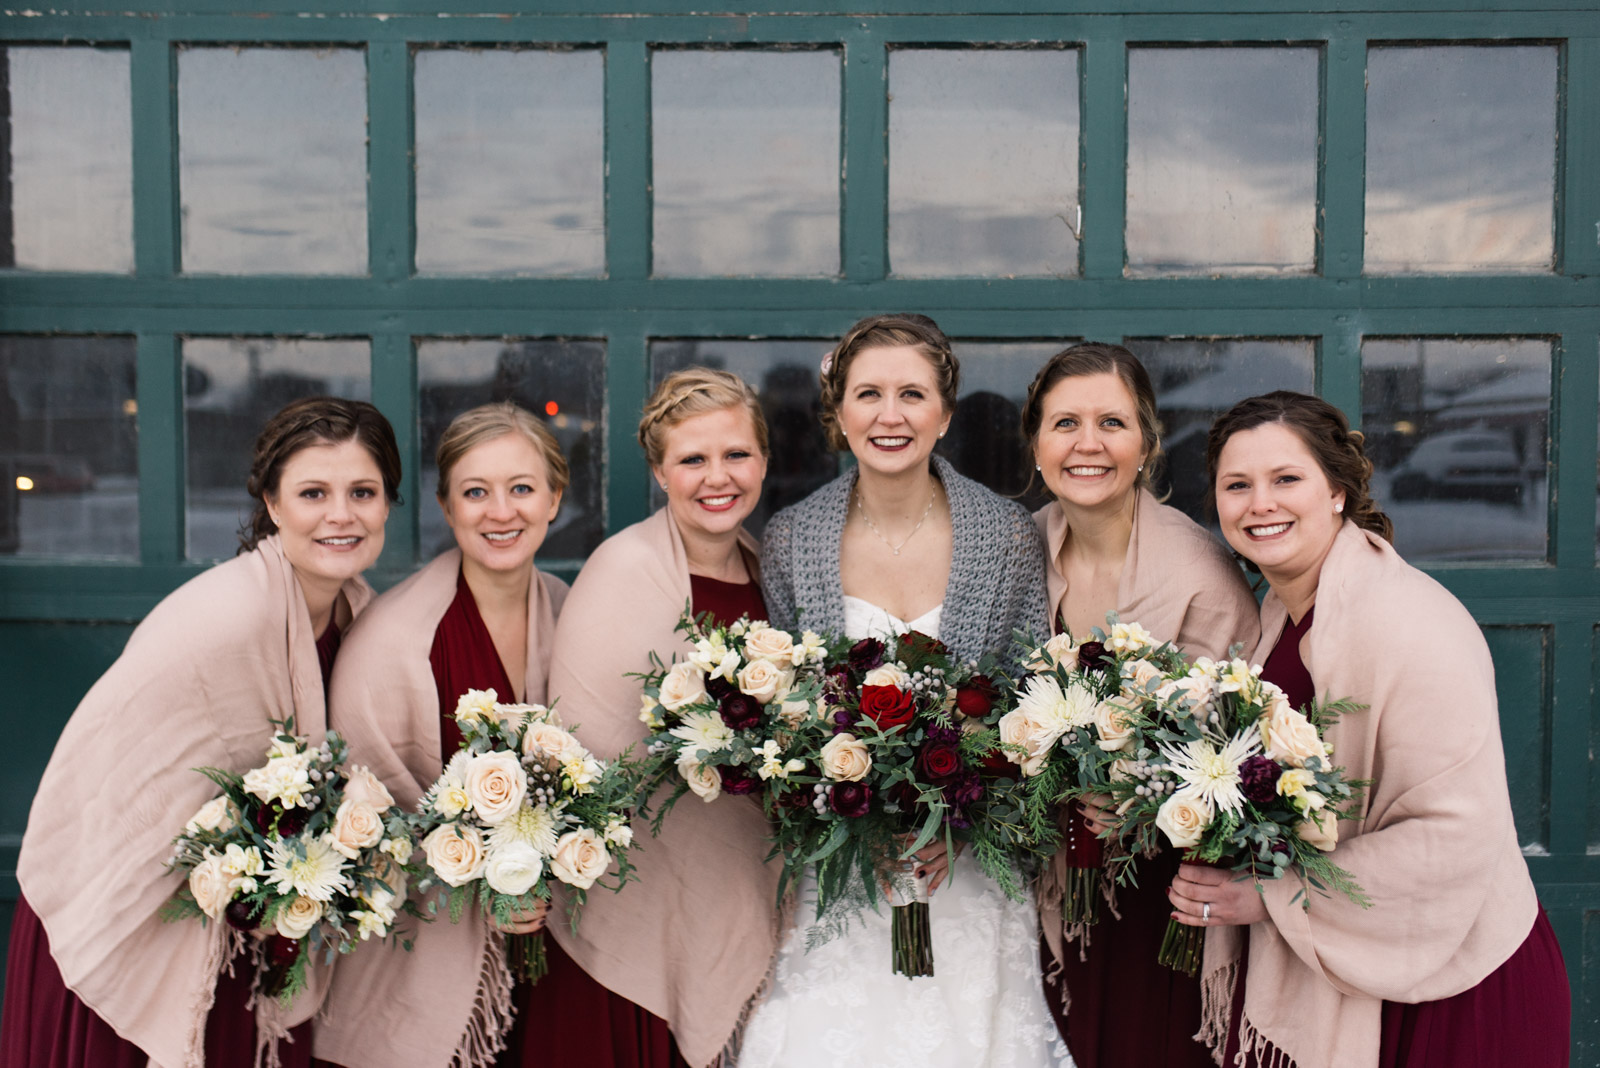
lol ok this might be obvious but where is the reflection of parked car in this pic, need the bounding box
[4,454,96,494]
[1389,430,1523,505]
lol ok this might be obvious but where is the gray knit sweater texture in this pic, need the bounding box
[759,455,1050,670]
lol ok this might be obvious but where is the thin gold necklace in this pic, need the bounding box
[855,485,937,556]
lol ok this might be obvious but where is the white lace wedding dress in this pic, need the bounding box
[737,597,1074,1068]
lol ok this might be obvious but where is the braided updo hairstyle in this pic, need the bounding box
[1205,390,1393,543]
[818,313,960,452]
[637,367,769,469]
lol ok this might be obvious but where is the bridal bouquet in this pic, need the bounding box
[998,617,1189,930]
[165,718,417,1004]
[412,690,639,984]
[1110,656,1368,975]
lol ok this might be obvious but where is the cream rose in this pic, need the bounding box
[819,733,872,781]
[463,751,528,825]
[1156,674,1216,720]
[184,796,236,836]
[1154,789,1214,849]
[485,841,545,896]
[422,824,487,887]
[776,698,813,728]
[1109,758,1140,784]
[1093,696,1138,752]
[274,894,324,940]
[368,855,409,908]
[678,759,722,802]
[342,765,395,811]
[658,662,709,712]
[1029,632,1079,671]
[1119,658,1163,695]
[188,853,240,920]
[1261,698,1325,767]
[997,707,1060,777]
[863,663,909,689]
[522,721,582,764]
[737,658,794,704]
[330,798,386,860]
[550,828,611,890]
[743,625,797,666]
[1296,812,1339,851]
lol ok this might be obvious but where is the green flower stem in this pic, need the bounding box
[891,902,934,978]
[1063,864,1102,928]
[1158,918,1204,977]
[510,931,549,986]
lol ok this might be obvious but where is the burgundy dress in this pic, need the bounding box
[1224,608,1571,1068]
[0,625,341,1068]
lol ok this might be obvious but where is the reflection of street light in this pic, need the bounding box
[16,476,34,491]
[544,401,559,416]
[122,398,138,416]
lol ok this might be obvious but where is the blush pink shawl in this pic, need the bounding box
[16,536,373,1068]
[543,507,781,1068]
[1198,521,1540,1068]
[312,548,568,1068]
[1034,490,1261,972]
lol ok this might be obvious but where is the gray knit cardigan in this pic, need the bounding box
[759,455,1050,670]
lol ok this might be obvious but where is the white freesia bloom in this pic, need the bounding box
[220,842,263,877]
[1107,621,1155,654]
[352,908,391,941]
[689,633,740,682]
[795,631,828,666]
[639,693,664,728]
[756,738,805,781]
[242,753,314,809]
[454,688,499,726]
[1159,725,1262,814]
[562,752,604,794]
[603,817,635,848]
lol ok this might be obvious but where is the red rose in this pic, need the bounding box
[916,740,962,783]
[859,684,916,732]
[955,674,997,718]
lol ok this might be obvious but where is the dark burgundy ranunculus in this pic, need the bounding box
[945,769,984,808]
[899,630,949,658]
[718,763,759,795]
[274,805,310,838]
[1077,641,1111,672]
[917,740,962,784]
[860,685,916,732]
[955,674,997,718]
[925,724,961,745]
[828,781,873,818]
[266,934,301,968]
[891,780,921,810]
[719,692,761,730]
[1239,755,1283,805]
[706,675,735,701]
[225,899,260,932]
[847,638,886,673]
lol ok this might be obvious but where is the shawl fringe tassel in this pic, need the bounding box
[450,931,516,1068]
[715,888,798,1068]
[186,927,241,1068]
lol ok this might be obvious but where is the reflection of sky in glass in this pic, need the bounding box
[652,50,840,277]
[0,335,138,559]
[1362,337,1549,561]
[179,47,367,275]
[415,49,604,277]
[1127,48,1317,276]
[889,49,1078,278]
[4,47,132,272]
[418,339,605,561]
[1366,46,1555,274]
[184,337,371,560]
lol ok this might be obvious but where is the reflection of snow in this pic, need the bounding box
[11,479,139,560]
[1375,471,1546,562]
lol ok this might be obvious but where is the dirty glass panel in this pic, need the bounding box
[1126,47,1317,277]
[1366,46,1556,274]
[178,47,367,275]
[418,338,605,561]
[0,336,138,559]
[1124,338,1316,521]
[1362,337,1549,562]
[1,46,132,272]
[184,338,371,560]
[414,48,604,276]
[942,340,1072,507]
[652,50,839,277]
[889,48,1079,278]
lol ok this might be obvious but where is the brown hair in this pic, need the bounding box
[435,401,570,500]
[1021,342,1164,490]
[241,396,402,553]
[1205,390,1393,543]
[637,367,769,469]
[819,313,959,452]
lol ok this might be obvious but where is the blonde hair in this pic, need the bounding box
[818,313,959,451]
[637,367,769,468]
[435,401,570,499]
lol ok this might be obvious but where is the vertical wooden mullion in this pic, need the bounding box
[1551,333,1599,571]
[367,40,414,284]
[371,331,417,569]
[1560,39,1600,277]
[1318,316,1364,429]
[605,323,649,534]
[129,36,178,278]
[842,27,887,282]
[135,332,184,564]
[1079,33,1127,281]
[606,41,651,281]
[1320,36,1366,280]
[1547,618,1590,859]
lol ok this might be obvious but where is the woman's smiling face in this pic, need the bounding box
[1213,421,1346,587]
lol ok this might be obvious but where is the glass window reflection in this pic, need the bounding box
[1124,338,1316,522]
[652,50,840,277]
[0,336,138,559]
[941,341,1069,509]
[418,339,606,561]
[178,47,368,275]
[184,338,371,560]
[1365,46,1556,274]
[1,46,133,272]
[1126,47,1318,277]
[1362,337,1550,562]
[414,48,604,277]
[889,49,1079,278]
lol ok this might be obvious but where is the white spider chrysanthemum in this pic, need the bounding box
[489,802,561,856]
[669,709,734,759]
[264,835,350,902]
[1016,673,1099,732]
[1159,725,1262,814]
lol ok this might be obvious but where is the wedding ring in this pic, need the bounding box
[1202,903,1211,923]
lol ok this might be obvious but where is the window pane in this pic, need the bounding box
[649,340,837,533]
[652,50,839,277]
[419,339,605,561]
[941,341,1069,507]
[415,48,604,277]
[889,49,1079,278]
[1362,338,1549,562]
[1366,46,1556,274]
[2,46,132,272]
[1127,48,1318,277]
[1125,338,1317,521]
[184,338,371,560]
[178,47,367,275]
[0,336,138,559]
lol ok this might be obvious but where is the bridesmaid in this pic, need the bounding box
[1172,391,1569,1068]
[314,402,576,1068]
[543,368,776,1068]
[1,397,398,1068]
[1021,343,1259,1067]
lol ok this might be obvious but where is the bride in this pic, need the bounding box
[751,313,1072,1068]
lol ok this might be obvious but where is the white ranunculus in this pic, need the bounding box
[484,841,545,896]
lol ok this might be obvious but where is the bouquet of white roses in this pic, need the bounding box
[412,690,639,984]
[164,718,417,1004]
